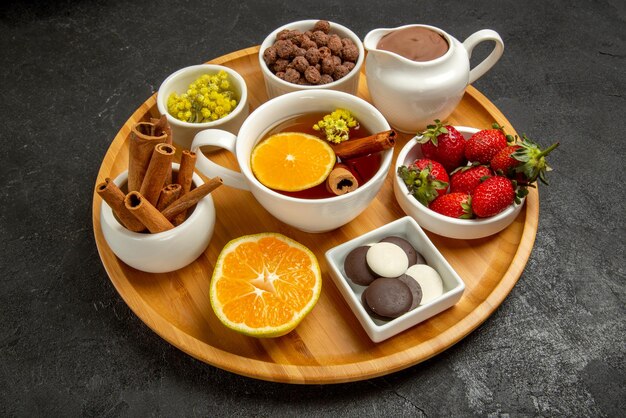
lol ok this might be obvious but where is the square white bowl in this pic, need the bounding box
[325,216,465,342]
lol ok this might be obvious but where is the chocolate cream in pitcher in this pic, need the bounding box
[364,24,504,132]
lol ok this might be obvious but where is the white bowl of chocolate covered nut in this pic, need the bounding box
[259,19,364,99]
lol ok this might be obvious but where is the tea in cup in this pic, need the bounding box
[190,90,393,233]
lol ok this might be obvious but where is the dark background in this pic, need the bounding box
[1,0,624,416]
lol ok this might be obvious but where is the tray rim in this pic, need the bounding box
[91,45,538,384]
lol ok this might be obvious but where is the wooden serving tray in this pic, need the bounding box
[92,46,538,384]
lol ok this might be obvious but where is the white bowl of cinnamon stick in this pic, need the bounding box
[97,116,223,273]
[99,163,220,273]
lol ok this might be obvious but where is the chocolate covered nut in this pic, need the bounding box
[304,66,321,84]
[343,61,355,71]
[313,19,331,34]
[364,278,412,318]
[292,55,309,73]
[332,65,349,80]
[366,242,409,278]
[327,34,343,55]
[301,37,317,51]
[397,274,422,310]
[286,29,302,43]
[305,47,321,65]
[272,58,289,73]
[405,264,443,305]
[319,74,334,84]
[283,67,301,83]
[344,246,377,286]
[318,46,332,59]
[311,30,329,46]
[379,236,424,266]
[276,29,290,41]
[263,46,278,65]
[341,43,359,62]
[321,56,335,75]
[275,39,294,59]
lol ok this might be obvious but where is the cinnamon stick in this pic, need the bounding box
[139,143,176,206]
[156,183,182,211]
[325,163,359,195]
[124,191,174,233]
[173,150,197,225]
[151,114,173,145]
[151,115,173,183]
[127,120,171,192]
[96,178,146,232]
[331,129,397,160]
[161,177,223,222]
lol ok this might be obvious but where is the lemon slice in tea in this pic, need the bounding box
[250,132,336,192]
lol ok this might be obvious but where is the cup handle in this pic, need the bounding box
[190,129,250,191]
[463,29,504,85]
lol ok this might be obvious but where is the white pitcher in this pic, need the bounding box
[364,24,504,133]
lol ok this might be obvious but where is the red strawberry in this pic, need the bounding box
[464,123,510,164]
[397,158,449,206]
[471,176,516,218]
[449,165,493,194]
[417,119,467,172]
[412,158,449,192]
[490,135,560,185]
[430,192,473,219]
[490,145,521,175]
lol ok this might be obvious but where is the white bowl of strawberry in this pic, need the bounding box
[394,121,558,239]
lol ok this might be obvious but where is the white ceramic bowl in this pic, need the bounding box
[156,64,249,150]
[100,164,216,273]
[393,126,524,239]
[258,19,365,99]
[325,216,465,343]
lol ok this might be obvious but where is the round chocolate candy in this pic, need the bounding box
[361,291,388,321]
[363,277,412,318]
[397,273,422,310]
[366,242,409,278]
[380,236,426,266]
[344,246,377,286]
[405,264,443,305]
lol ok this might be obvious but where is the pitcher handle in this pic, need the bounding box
[463,29,504,85]
[190,129,250,191]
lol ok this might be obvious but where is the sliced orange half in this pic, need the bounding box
[250,132,336,192]
[210,233,322,338]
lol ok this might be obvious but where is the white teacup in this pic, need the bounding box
[156,64,249,150]
[190,90,392,233]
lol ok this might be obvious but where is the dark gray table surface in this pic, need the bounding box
[1,0,624,416]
